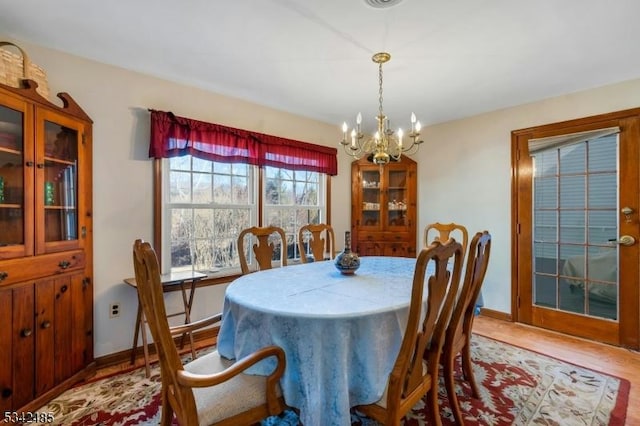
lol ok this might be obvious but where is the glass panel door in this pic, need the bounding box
[387,169,408,227]
[360,169,380,227]
[43,121,78,243]
[0,104,24,248]
[532,133,618,320]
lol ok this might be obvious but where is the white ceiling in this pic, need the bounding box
[2,0,640,133]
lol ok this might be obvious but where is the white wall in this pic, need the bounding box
[415,78,640,313]
[2,38,351,357]
[5,37,639,357]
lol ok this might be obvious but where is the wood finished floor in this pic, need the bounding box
[96,316,640,424]
[473,316,640,425]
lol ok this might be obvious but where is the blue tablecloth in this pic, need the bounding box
[217,256,423,426]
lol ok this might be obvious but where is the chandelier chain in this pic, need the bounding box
[378,62,384,117]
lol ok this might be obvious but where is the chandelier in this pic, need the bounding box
[340,52,423,165]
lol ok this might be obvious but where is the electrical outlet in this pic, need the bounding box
[109,303,120,318]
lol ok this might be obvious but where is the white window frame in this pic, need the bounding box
[159,158,327,275]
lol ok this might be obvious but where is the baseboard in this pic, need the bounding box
[95,326,219,369]
[479,308,512,322]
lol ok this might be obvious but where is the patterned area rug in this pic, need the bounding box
[32,335,629,425]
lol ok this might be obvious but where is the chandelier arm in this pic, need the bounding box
[402,140,423,156]
[342,143,364,159]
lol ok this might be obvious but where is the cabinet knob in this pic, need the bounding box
[25,161,34,167]
[1,388,12,399]
[21,328,32,338]
[59,260,71,269]
[41,320,51,329]
[36,163,45,169]
[0,271,8,281]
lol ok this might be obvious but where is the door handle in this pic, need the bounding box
[616,235,636,246]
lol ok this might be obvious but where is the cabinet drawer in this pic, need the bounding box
[355,240,383,256]
[0,251,85,287]
[358,232,378,242]
[385,232,408,242]
[359,232,408,241]
[383,242,415,258]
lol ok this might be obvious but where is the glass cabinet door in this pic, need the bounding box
[387,169,408,227]
[42,120,79,245]
[360,169,381,227]
[0,103,26,253]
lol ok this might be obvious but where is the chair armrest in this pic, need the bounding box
[176,345,286,388]
[169,312,222,336]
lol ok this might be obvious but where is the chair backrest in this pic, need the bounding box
[424,222,469,259]
[132,239,198,424]
[387,238,463,411]
[445,231,491,352]
[237,226,288,274]
[297,223,335,263]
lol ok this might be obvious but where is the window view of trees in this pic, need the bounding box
[165,157,325,273]
[264,167,321,260]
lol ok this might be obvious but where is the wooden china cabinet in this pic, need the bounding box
[350,155,417,257]
[0,80,94,412]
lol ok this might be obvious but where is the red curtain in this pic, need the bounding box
[149,110,338,175]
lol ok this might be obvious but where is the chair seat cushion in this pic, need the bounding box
[185,349,278,425]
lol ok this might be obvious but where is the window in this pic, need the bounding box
[149,109,336,275]
[160,156,327,275]
[263,166,325,261]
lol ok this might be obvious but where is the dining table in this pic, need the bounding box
[217,256,430,426]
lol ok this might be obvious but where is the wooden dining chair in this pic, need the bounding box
[442,231,492,425]
[424,222,469,260]
[132,239,287,426]
[297,223,335,263]
[237,226,288,275]
[354,238,464,426]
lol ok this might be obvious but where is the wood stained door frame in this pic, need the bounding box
[511,107,640,349]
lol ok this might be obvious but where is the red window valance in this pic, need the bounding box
[149,110,338,175]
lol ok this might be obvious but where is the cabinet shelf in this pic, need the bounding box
[44,205,77,210]
[0,146,21,156]
[44,156,76,165]
[0,203,21,209]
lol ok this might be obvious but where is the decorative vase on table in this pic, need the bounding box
[334,231,360,275]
